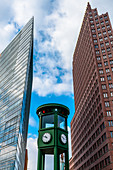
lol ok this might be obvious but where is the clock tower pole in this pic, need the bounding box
[36,103,70,170]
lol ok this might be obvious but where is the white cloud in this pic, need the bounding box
[1,0,113,96]
[29,116,37,127]
[27,137,38,170]
[0,22,17,52]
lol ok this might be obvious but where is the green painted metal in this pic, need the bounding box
[37,103,69,170]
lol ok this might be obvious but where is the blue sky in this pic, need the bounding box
[0,0,113,169]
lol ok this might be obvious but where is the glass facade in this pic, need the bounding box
[0,18,33,169]
[42,114,54,128]
[58,115,66,130]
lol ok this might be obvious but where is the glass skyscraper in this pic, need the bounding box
[0,17,33,169]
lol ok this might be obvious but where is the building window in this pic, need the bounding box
[104,61,108,66]
[105,156,110,166]
[103,55,107,59]
[108,121,113,126]
[108,54,112,58]
[104,36,108,40]
[102,26,105,30]
[102,49,105,53]
[108,30,111,33]
[103,93,108,98]
[98,63,102,67]
[100,77,105,81]
[93,34,96,37]
[105,20,109,23]
[96,23,99,26]
[107,76,111,80]
[101,22,104,25]
[111,67,113,72]
[109,83,113,88]
[95,19,98,22]
[111,92,113,96]
[98,33,102,37]
[99,70,103,74]
[97,56,101,60]
[58,115,66,130]
[109,35,113,38]
[90,16,93,19]
[107,111,111,116]
[90,20,94,23]
[91,24,94,28]
[107,25,110,28]
[105,101,110,107]
[102,84,106,89]
[94,39,97,43]
[106,68,110,73]
[96,51,100,54]
[111,41,113,44]
[104,16,107,19]
[95,45,98,48]
[42,114,54,128]
[101,44,104,47]
[110,60,113,64]
[100,38,103,42]
[92,29,95,32]
[103,32,106,35]
[107,48,110,52]
[100,17,103,20]
[102,133,106,142]
[100,122,105,131]
[110,132,113,137]
[97,28,100,31]
[106,42,109,46]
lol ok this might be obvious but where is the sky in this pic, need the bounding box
[0,0,113,169]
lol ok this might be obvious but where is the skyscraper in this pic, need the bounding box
[70,3,113,170]
[0,18,33,169]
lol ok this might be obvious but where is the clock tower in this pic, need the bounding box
[36,103,70,170]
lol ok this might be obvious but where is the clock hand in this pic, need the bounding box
[44,135,48,138]
[62,136,65,140]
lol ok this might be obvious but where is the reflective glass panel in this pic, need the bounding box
[42,114,54,128]
[58,115,66,130]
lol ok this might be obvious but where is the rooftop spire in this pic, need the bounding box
[87,2,91,11]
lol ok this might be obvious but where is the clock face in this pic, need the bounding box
[61,134,67,144]
[42,133,51,143]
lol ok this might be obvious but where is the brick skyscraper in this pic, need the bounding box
[70,3,113,170]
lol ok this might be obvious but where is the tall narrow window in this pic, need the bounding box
[107,76,111,80]
[102,85,106,89]
[110,132,113,137]
[110,92,113,96]
[105,101,110,107]
[106,68,110,73]
[107,111,111,116]
[100,77,105,81]
[110,60,113,64]
[103,93,108,98]
[98,63,102,67]
[109,83,113,88]
[108,121,113,126]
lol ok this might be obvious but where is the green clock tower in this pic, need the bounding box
[36,103,70,170]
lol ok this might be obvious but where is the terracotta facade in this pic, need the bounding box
[70,3,113,170]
